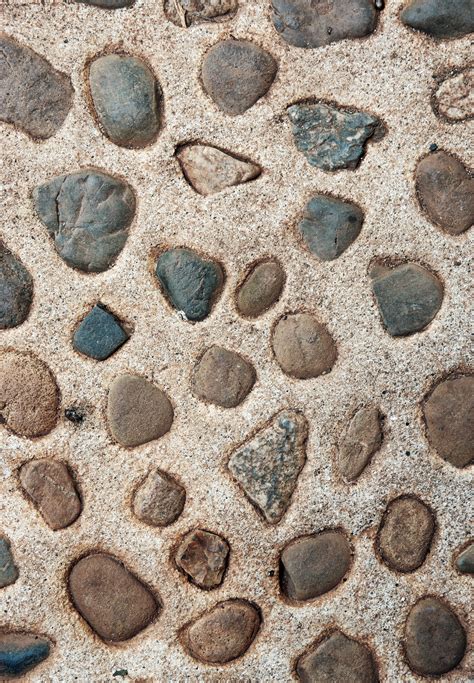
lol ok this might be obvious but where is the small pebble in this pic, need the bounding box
[236,259,285,317]
[455,543,474,574]
[75,0,135,6]
[175,529,229,589]
[0,633,51,678]
[429,142,438,152]
[400,0,474,39]
[65,407,84,424]
[192,346,256,408]
[433,67,474,122]
[0,242,33,329]
[164,0,238,26]
[73,304,129,361]
[296,630,378,682]
[338,406,382,481]
[133,468,185,527]
[0,537,18,588]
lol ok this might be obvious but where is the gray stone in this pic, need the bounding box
[236,259,285,317]
[164,0,238,26]
[0,35,73,140]
[175,529,229,588]
[0,633,51,679]
[296,631,378,683]
[455,543,474,574]
[133,468,185,527]
[0,537,18,588]
[33,169,135,273]
[75,0,135,6]
[0,243,33,329]
[287,102,382,171]
[89,54,161,148]
[177,144,260,195]
[370,262,443,336]
[434,67,474,122]
[400,0,474,39]
[228,411,307,524]
[73,304,129,361]
[192,346,256,408]
[272,313,337,379]
[338,406,382,481]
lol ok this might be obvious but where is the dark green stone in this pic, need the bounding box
[0,633,50,678]
[0,537,18,588]
[0,243,33,329]
[73,304,129,361]
[400,0,474,39]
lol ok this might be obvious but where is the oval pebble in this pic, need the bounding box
[272,313,337,379]
[0,243,33,329]
[236,259,285,318]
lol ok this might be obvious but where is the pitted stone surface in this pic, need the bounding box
[236,259,285,317]
[0,633,51,679]
[192,345,256,408]
[272,313,337,378]
[164,0,238,27]
[455,543,474,574]
[0,537,18,588]
[296,631,378,683]
[0,243,33,329]
[400,0,474,39]
[133,468,186,527]
[175,529,229,588]
[177,144,260,195]
[73,304,129,361]
[338,406,382,481]
[433,67,474,122]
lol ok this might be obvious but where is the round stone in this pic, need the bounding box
[132,468,185,527]
[175,529,229,589]
[236,259,285,317]
[272,313,337,379]
[0,243,33,329]
[192,346,256,408]
[400,0,474,39]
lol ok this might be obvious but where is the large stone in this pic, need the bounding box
[0,35,73,140]
[133,468,186,527]
[271,0,377,48]
[181,599,261,663]
[69,553,159,642]
[296,631,378,683]
[404,597,466,675]
[415,152,473,235]
[236,259,285,318]
[455,542,474,574]
[201,39,277,115]
[192,346,256,408]
[164,0,238,27]
[400,0,474,39]
[0,633,51,679]
[370,262,443,336]
[33,169,135,273]
[176,144,260,196]
[228,411,307,524]
[287,102,382,171]
[338,406,382,481]
[175,529,229,589]
[423,375,473,468]
[0,243,33,329]
[73,304,129,361]
[433,67,474,122]
[0,537,18,588]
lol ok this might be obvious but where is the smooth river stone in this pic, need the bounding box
[133,468,186,527]
[0,633,51,679]
[400,0,474,39]
[338,405,383,481]
[236,259,285,317]
[73,304,129,361]
[0,537,18,588]
[272,312,337,378]
[177,144,260,195]
[164,0,238,27]
[433,67,474,122]
[175,529,229,589]
[296,631,378,683]
[0,243,33,329]
[192,346,256,408]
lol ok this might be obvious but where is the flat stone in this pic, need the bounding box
[33,169,135,273]
[0,351,59,438]
[133,468,185,527]
[69,553,159,642]
[0,35,73,140]
[181,599,260,664]
[423,375,473,468]
[298,194,364,261]
[89,54,161,148]
[404,597,466,675]
[192,346,256,408]
[272,313,337,379]
[107,375,173,447]
[370,262,443,336]
[287,102,381,171]
[0,537,18,588]
[176,144,260,195]
[201,39,277,115]
[73,304,129,361]
[434,67,474,122]
[228,411,308,524]
[164,0,238,26]
[400,0,474,39]
[415,152,473,235]
[271,0,377,48]
[156,248,223,321]
[175,529,229,588]
[0,243,33,329]
[236,259,285,317]
[19,459,82,530]
[75,0,135,6]
[296,631,378,683]
[0,633,51,679]
[455,543,474,574]
[338,406,382,481]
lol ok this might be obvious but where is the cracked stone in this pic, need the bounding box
[175,529,229,589]
[455,543,474,574]
[434,67,474,122]
[73,304,129,361]
[0,537,18,588]
[164,0,238,26]
[296,631,378,683]
[133,468,186,527]
[0,633,51,679]
[400,0,474,39]
[192,346,256,408]
[236,259,285,317]
[0,242,33,329]
[338,406,382,481]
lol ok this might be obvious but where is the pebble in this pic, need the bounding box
[156,248,224,321]
[0,633,51,679]
[404,597,466,675]
[271,0,377,48]
[415,151,473,235]
[0,351,59,438]
[228,411,308,524]
[0,35,73,139]
[272,313,337,378]
[377,495,435,572]
[75,0,135,6]
[175,529,229,589]
[400,0,474,39]
[89,54,161,148]
[298,194,364,261]
[433,67,474,122]
[338,406,382,481]
[0,537,18,588]
[287,101,382,171]
[0,243,33,329]
[455,543,474,574]
[201,39,277,115]
[192,346,256,408]
[164,0,238,26]
[181,599,261,663]
[19,459,82,530]
[423,375,473,468]
[73,304,129,361]
[33,169,135,273]
[69,553,159,642]
[296,630,378,683]
[133,468,186,527]
[176,143,261,195]
[370,262,443,336]
[280,531,352,601]
[236,259,285,317]
[107,374,174,447]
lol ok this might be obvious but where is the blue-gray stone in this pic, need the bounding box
[0,243,33,329]
[33,169,135,273]
[455,543,474,574]
[287,102,381,171]
[400,0,474,39]
[298,194,364,260]
[0,633,50,678]
[156,248,224,321]
[0,537,18,588]
[73,304,129,360]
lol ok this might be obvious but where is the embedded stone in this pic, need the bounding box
[181,600,260,663]
[175,529,229,589]
[0,35,73,140]
[201,39,277,115]
[73,304,129,361]
[176,144,260,195]
[404,597,466,675]
[434,67,474,122]
[164,0,238,26]
[296,631,378,683]
[33,169,135,273]
[400,0,474,39]
[75,0,135,6]
[455,543,474,574]
[0,243,33,329]
[0,537,18,588]
[236,259,285,317]
[0,633,51,679]
[192,346,256,408]
[69,553,159,642]
[107,374,174,447]
[272,313,337,379]
[133,468,185,527]
[338,406,382,481]
[228,411,307,524]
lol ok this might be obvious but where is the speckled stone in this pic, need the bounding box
[455,543,474,574]
[33,169,135,273]
[0,538,18,588]
[201,39,277,115]
[400,0,474,39]
[177,144,261,195]
[175,529,229,589]
[192,346,256,408]
[132,468,185,527]
[228,411,308,524]
[164,0,238,26]
[236,259,285,317]
[338,406,383,481]
[433,67,474,122]
[0,633,51,679]
[73,304,129,361]
[272,312,337,378]
[0,35,72,140]
[296,631,378,683]
[0,243,33,329]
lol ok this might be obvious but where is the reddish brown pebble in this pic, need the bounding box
[133,468,185,527]
[236,259,285,318]
[272,313,337,379]
[175,529,229,589]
